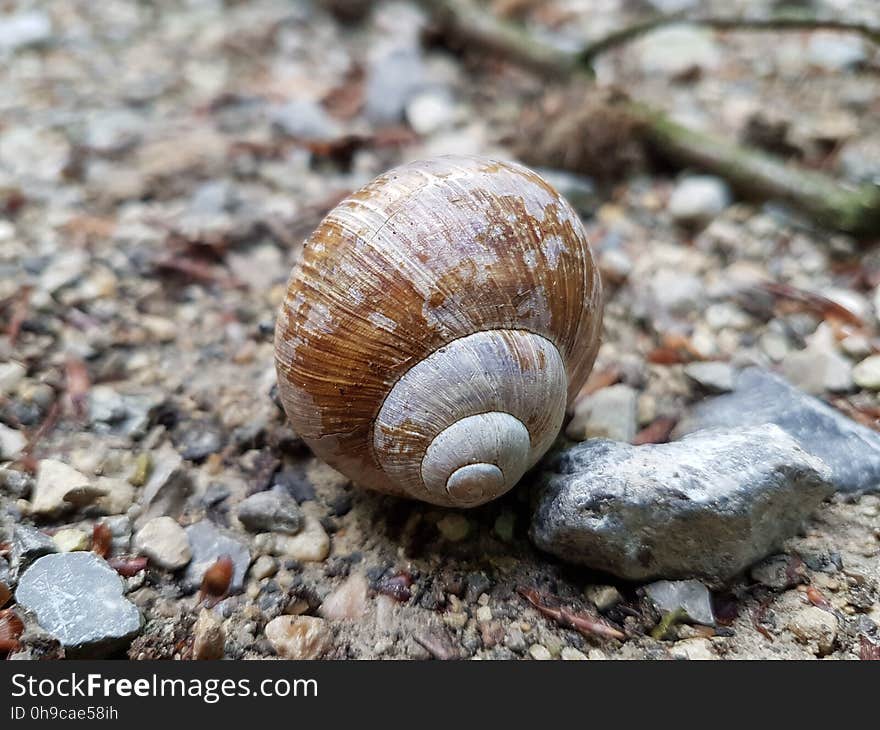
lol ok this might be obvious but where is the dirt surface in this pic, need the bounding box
[1,0,879,660]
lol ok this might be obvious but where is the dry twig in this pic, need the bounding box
[423,0,880,237]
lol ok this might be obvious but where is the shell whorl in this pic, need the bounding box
[274,155,603,507]
[374,329,567,506]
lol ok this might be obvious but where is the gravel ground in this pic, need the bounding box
[1,0,879,660]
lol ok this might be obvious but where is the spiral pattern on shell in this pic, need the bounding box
[275,155,603,507]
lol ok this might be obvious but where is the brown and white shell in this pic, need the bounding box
[275,155,603,507]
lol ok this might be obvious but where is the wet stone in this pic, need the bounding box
[15,552,141,658]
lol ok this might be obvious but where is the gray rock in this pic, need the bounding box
[683,361,735,393]
[364,46,426,124]
[668,175,731,225]
[0,556,10,586]
[182,521,251,594]
[674,367,880,492]
[565,384,638,442]
[10,524,57,577]
[271,99,342,142]
[0,11,52,53]
[645,580,715,625]
[530,425,833,583]
[237,490,303,535]
[15,552,141,657]
[136,444,193,527]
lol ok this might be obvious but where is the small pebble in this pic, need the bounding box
[787,605,838,656]
[0,361,26,395]
[319,573,368,620]
[269,514,330,562]
[237,491,303,535]
[53,528,90,552]
[683,362,735,394]
[560,647,588,660]
[250,555,278,581]
[853,355,880,390]
[265,615,331,659]
[30,459,91,517]
[671,637,716,660]
[528,643,552,660]
[133,516,192,571]
[182,521,251,594]
[668,175,730,226]
[584,584,622,613]
[0,423,26,460]
[566,384,637,442]
[193,609,225,660]
[645,580,715,626]
[437,514,471,541]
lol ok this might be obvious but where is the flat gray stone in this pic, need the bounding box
[530,424,833,584]
[182,521,251,594]
[674,367,880,492]
[15,552,141,658]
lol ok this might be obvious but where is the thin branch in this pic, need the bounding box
[579,14,880,64]
[423,0,880,238]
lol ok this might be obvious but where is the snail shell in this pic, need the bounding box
[275,155,603,507]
